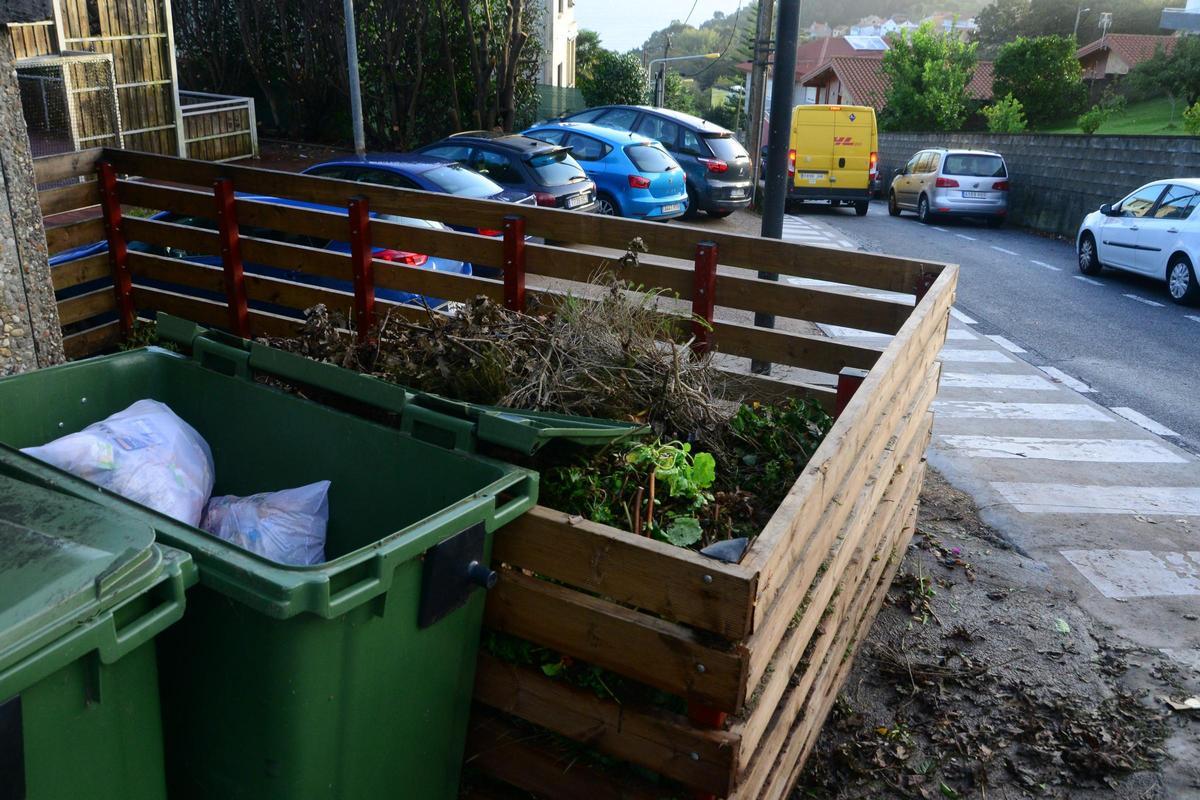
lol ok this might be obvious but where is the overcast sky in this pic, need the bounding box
[574,0,745,53]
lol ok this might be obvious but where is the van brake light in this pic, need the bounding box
[869,151,878,179]
[787,149,796,178]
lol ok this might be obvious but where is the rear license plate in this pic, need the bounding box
[566,194,589,208]
[661,203,682,213]
[962,191,988,199]
[729,188,746,198]
[800,172,824,182]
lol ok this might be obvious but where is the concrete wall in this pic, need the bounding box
[877,132,1200,237]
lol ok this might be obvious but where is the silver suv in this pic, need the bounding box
[888,148,1010,227]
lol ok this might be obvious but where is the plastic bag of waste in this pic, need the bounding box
[22,399,214,527]
[200,481,330,566]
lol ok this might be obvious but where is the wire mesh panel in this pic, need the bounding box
[16,52,122,160]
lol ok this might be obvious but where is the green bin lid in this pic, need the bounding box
[156,313,647,455]
[0,472,166,674]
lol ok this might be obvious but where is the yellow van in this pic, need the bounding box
[786,104,878,216]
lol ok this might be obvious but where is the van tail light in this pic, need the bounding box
[935,177,960,188]
[869,151,878,181]
[628,174,651,189]
[698,157,728,173]
[533,191,557,206]
[993,180,1010,191]
[787,149,796,178]
[476,227,502,237]
[376,248,429,267]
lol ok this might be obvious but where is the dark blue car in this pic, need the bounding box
[50,194,472,310]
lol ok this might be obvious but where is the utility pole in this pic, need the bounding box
[747,0,775,199]
[655,37,671,108]
[1073,2,1091,40]
[751,0,800,375]
[343,0,366,156]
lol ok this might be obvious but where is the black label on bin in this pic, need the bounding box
[0,695,24,800]
[418,521,488,629]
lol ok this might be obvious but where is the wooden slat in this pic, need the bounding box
[741,361,939,705]
[62,320,120,359]
[128,251,225,294]
[45,217,105,256]
[115,179,212,217]
[494,506,756,640]
[39,181,100,217]
[101,149,944,293]
[749,499,919,800]
[132,286,228,329]
[710,319,883,375]
[484,569,747,710]
[34,149,103,185]
[745,267,954,627]
[473,654,739,795]
[51,251,110,291]
[57,287,115,325]
[714,368,837,414]
[466,709,666,800]
[123,216,219,255]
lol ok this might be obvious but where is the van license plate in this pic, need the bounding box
[962,191,987,199]
[661,203,682,213]
[800,172,823,182]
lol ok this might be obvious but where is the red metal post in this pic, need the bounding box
[914,270,937,303]
[502,215,526,312]
[836,366,870,417]
[348,196,376,338]
[691,241,718,354]
[213,178,251,338]
[96,161,134,337]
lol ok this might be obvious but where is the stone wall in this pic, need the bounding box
[877,132,1200,237]
[0,30,63,373]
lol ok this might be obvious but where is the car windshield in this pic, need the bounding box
[624,143,676,173]
[942,154,1006,178]
[703,134,748,161]
[527,149,588,186]
[423,163,505,198]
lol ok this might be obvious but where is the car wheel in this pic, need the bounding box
[682,184,700,219]
[917,194,933,224]
[1167,255,1200,305]
[854,200,869,217]
[707,209,734,218]
[595,193,618,216]
[986,216,1004,229]
[1077,233,1103,275]
[888,191,901,216]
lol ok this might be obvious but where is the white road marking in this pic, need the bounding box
[1060,549,1200,599]
[949,308,978,324]
[939,349,1012,363]
[1188,315,1200,324]
[955,233,977,241]
[944,328,978,340]
[941,372,1058,390]
[1123,293,1165,308]
[1038,366,1095,393]
[1110,407,1179,437]
[1030,260,1061,271]
[992,482,1200,515]
[932,226,948,232]
[940,435,1187,462]
[934,401,1111,421]
[991,246,1019,255]
[1074,275,1104,286]
[985,334,1025,353]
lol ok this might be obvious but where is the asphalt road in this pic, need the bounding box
[796,200,1200,454]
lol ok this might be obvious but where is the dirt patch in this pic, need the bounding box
[792,469,1199,800]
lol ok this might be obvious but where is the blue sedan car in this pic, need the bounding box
[521,121,688,220]
[50,194,471,310]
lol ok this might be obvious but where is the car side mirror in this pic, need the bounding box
[895,167,906,177]
[1100,203,1115,216]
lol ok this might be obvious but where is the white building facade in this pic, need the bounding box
[540,0,578,87]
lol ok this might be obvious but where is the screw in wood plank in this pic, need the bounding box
[696,663,706,673]
[689,752,700,761]
[702,574,713,584]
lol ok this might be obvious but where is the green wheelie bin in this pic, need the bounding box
[0,472,195,800]
[0,321,545,800]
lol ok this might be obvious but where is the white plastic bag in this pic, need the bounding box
[23,399,214,527]
[200,481,330,566]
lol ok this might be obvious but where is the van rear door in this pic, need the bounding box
[790,106,834,191]
[831,108,872,192]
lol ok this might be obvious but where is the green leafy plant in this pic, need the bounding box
[721,398,832,517]
[579,50,647,107]
[1184,101,1200,135]
[1077,105,1109,135]
[992,35,1087,128]
[981,93,1027,133]
[880,23,979,132]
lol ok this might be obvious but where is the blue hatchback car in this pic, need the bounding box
[50,194,471,310]
[522,122,688,220]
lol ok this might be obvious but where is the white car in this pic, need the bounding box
[1077,178,1200,305]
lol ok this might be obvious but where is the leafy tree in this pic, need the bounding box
[992,35,1086,128]
[575,29,602,83]
[974,0,1026,53]
[1125,36,1200,124]
[880,23,979,131]
[663,71,699,114]
[982,93,1028,132]
[704,90,744,130]
[580,50,647,107]
[974,0,1179,52]
[1077,105,1108,134]
[1184,101,1200,135]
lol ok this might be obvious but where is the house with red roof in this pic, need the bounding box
[1076,33,1177,81]
[798,56,994,111]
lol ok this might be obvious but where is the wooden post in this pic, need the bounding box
[347,196,376,338]
[213,178,250,338]
[836,366,870,417]
[691,241,718,354]
[502,215,526,312]
[96,161,134,337]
